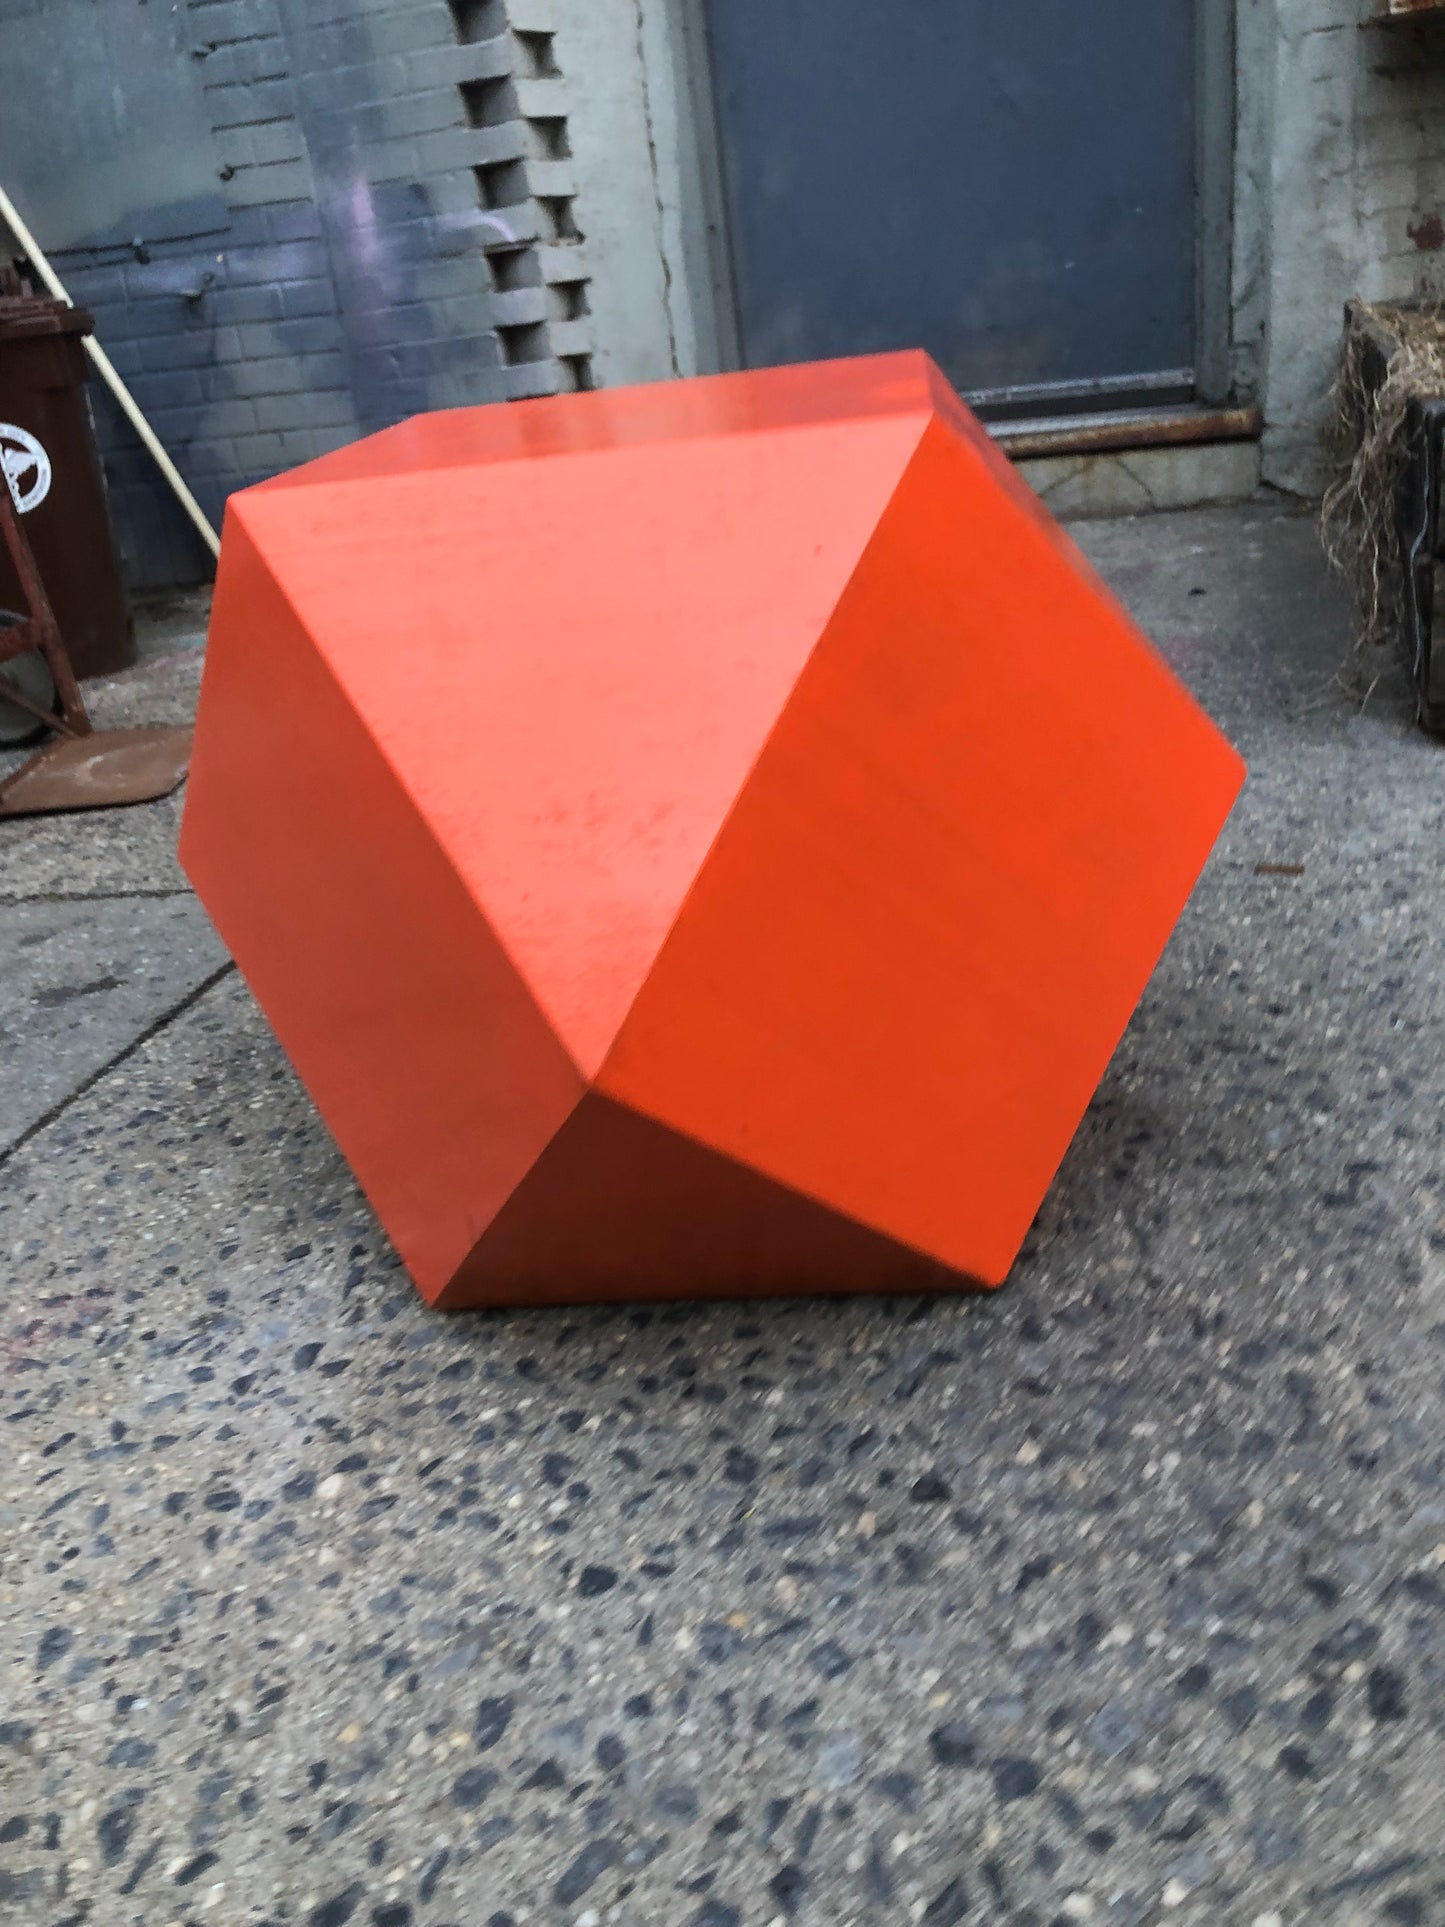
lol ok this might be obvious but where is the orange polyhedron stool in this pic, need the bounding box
[180,352,1245,1309]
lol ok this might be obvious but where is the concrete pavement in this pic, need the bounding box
[4,504,1445,1927]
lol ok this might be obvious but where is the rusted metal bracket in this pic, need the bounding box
[993,403,1261,464]
[0,469,193,817]
[0,471,89,740]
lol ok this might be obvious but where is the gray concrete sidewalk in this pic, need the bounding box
[4,504,1445,1927]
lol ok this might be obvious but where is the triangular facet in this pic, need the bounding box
[237,407,930,1074]
[251,351,944,492]
[597,412,1246,1284]
[438,1090,961,1309]
[181,516,586,1304]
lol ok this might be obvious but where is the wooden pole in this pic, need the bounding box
[0,179,221,559]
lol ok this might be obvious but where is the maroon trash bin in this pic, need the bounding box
[0,292,133,677]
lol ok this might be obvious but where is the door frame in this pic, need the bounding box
[666,0,1238,411]
[1194,0,1236,405]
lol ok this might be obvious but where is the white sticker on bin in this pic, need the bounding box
[0,423,51,514]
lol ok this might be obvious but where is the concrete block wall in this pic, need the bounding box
[448,0,596,397]
[541,0,687,389]
[1240,0,1445,493]
[550,0,755,392]
[2,0,594,588]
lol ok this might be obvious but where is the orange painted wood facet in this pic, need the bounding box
[228,410,928,1078]
[178,518,585,1302]
[180,351,1244,1308]
[598,414,1245,1285]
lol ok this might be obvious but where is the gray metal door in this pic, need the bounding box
[702,1,1227,416]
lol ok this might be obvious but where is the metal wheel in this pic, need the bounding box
[0,609,56,748]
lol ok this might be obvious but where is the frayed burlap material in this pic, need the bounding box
[1321,300,1445,674]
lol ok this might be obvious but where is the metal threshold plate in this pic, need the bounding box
[0,725,193,817]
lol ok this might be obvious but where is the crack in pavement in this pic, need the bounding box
[0,961,236,1176]
[0,889,195,906]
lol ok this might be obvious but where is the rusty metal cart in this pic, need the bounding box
[0,472,191,817]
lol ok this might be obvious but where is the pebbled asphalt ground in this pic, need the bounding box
[4,503,1445,1927]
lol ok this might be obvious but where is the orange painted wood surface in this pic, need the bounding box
[180,351,1245,1307]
